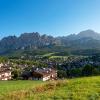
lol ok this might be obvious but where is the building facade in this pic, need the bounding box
[0,63,11,80]
[22,68,57,81]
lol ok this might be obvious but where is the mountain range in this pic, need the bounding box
[1,29,100,56]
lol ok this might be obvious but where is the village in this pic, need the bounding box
[0,61,57,81]
[0,54,100,81]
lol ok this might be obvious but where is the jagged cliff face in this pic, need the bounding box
[0,29,100,55]
[0,32,58,54]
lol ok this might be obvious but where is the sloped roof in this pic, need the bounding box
[0,63,11,73]
[33,68,56,76]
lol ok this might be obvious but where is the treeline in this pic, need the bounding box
[0,57,8,63]
[57,65,100,78]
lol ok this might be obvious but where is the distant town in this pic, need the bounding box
[0,53,100,81]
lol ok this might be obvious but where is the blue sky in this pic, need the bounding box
[0,0,100,38]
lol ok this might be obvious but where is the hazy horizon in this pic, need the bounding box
[0,0,100,39]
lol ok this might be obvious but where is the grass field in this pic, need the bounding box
[0,76,100,100]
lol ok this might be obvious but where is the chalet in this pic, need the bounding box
[0,63,11,80]
[22,68,57,81]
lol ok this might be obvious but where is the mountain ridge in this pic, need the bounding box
[1,29,100,56]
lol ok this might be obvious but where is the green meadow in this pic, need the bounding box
[0,76,100,100]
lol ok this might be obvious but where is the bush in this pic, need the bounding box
[82,65,99,76]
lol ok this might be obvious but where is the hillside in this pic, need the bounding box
[1,30,100,56]
[0,76,100,100]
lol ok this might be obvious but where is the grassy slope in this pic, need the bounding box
[0,76,100,100]
[0,81,42,96]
